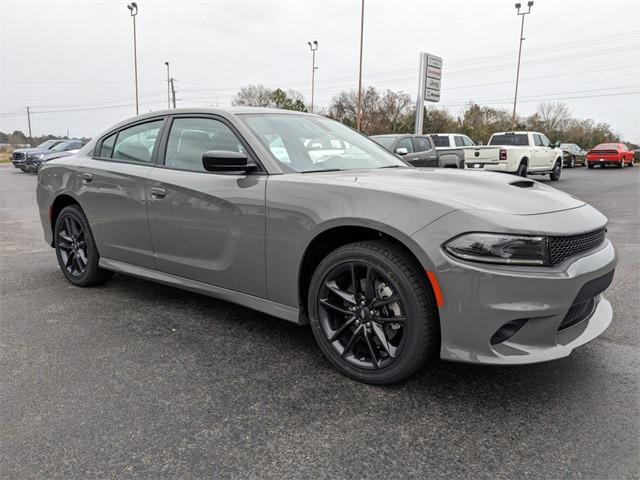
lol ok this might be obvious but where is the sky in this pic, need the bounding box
[1,0,638,142]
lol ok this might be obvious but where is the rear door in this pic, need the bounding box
[531,134,548,170]
[77,118,165,269]
[539,134,556,169]
[410,136,438,167]
[147,115,267,297]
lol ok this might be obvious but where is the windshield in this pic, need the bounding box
[50,141,73,152]
[239,114,409,173]
[489,134,529,146]
[37,140,58,149]
[371,136,397,149]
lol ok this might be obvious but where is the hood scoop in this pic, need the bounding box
[510,180,536,188]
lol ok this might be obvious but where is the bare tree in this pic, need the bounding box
[232,84,275,107]
[536,102,571,135]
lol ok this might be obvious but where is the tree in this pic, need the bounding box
[326,87,414,134]
[231,84,308,111]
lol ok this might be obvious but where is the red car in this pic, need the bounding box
[586,143,635,169]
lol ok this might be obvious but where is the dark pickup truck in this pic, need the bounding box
[370,134,464,168]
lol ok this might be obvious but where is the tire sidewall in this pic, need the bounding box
[307,245,433,384]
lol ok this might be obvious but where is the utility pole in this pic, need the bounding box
[356,0,365,131]
[170,78,177,109]
[127,2,139,115]
[164,62,171,109]
[26,107,32,146]
[512,1,534,128]
[307,40,318,114]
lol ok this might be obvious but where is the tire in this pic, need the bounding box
[307,240,439,385]
[550,160,562,181]
[588,163,594,169]
[569,156,575,168]
[619,159,625,169]
[54,205,113,287]
[516,162,527,178]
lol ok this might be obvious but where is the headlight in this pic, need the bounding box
[444,233,550,266]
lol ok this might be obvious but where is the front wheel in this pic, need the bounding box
[54,205,113,287]
[569,156,575,168]
[550,160,562,181]
[307,240,439,385]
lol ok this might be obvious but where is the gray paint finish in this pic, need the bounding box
[36,107,617,366]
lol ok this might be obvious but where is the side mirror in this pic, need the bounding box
[553,141,561,148]
[395,147,408,156]
[202,150,254,172]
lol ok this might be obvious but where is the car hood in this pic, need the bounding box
[41,150,77,161]
[13,147,48,154]
[304,168,585,215]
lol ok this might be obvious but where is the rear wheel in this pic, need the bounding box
[619,159,625,168]
[516,162,527,177]
[550,160,562,181]
[54,205,113,287]
[588,163,594,169]
[307,240,439,385]
[569,156,575,168]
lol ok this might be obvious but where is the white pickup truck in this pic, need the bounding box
[465,131,564,181]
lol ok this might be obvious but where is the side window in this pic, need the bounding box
[533,134,544,147]
[165,117,245,172]
[462,136,475,146]
[396,137,414,153]
[99,133,116,158]
[112,120,163,163]
[431,135,450,147]
[413,136,432,152]
[454,136,464,147]
[540,134,551,147]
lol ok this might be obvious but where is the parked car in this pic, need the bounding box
[11,139,65,170]
[24,139,85,173]
[37,108,616,384]
[559,143,586,168]
[586,143,635,169]
[465,131,563,180]
[370,134,463,168]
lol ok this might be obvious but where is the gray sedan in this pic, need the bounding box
[36,108,617,384]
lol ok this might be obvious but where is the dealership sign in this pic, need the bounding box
[415,52,443,133]
[424,54,443,102]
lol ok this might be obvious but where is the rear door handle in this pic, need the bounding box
[80,173,93,184]
[150,187,166,199]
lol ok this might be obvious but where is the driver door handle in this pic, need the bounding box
[150,187,166,199]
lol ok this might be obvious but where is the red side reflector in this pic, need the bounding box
[426,271,444,308]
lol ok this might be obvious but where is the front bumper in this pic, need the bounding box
[412,207,617,365]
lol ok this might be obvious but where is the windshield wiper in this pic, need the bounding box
[301,168,344,173]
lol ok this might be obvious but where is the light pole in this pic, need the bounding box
[307,41,318,114]
[356,0,365,131]
[164,61,171,109]
[512,1,533,128]
[127,2,139,115]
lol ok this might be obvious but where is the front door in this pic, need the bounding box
[147,115,267,298]
[411,136,438,167]
[77,118,165,269]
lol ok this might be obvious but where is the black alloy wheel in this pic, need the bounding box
[308,240,438,384]
[318,261,407,370]
[516,163,527,177]
[54,205,113,287]
[550,160,562,181]
[57,215,88,277]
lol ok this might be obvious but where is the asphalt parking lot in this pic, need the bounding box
[1,164,638,479]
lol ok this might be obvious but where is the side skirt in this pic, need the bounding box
[99,257,304,325]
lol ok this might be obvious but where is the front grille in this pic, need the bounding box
[558,298,596,331]
[549,228,606,265]
[12,152,25,160]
